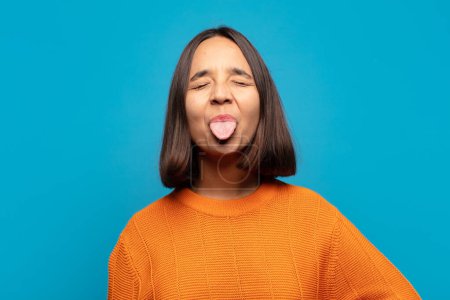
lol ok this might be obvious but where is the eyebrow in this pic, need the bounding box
[189,67,253,82]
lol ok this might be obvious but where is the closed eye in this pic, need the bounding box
[192,83,209,90]
[233,81,249,86]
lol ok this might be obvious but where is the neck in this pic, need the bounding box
[191,152,260,200]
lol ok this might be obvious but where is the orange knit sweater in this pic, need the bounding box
[107,178,421,299]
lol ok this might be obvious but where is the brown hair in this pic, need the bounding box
[159,25,297,188]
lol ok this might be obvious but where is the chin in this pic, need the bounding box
[203,137,246,158]
[193,131,252,157]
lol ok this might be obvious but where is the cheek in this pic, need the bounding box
[185,96,206,135]
[185,95,202,120]
[237,92,260,136]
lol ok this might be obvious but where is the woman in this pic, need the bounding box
[108,26,421,299]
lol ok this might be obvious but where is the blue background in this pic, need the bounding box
[1,0,448,299]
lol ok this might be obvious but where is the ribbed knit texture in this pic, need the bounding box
[108,178,421,299]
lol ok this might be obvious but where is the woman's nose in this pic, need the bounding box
[209,82,232,105]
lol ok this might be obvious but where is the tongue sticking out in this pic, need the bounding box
[209,121,237,141]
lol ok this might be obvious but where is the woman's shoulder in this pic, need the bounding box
[279,180,340,219]
[115,193,175,242]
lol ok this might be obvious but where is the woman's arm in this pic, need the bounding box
[327,209,421,299]
[108,236,141,300]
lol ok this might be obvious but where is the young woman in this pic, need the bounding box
[108,26,421,299]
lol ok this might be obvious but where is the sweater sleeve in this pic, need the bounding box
[107,235,141,300]
[328,209,421,299]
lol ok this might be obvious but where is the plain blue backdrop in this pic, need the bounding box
[1,0,448,299]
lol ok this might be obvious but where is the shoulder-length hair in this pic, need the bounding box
[159,25,297,189]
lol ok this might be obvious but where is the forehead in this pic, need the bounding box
[190,36,251,71]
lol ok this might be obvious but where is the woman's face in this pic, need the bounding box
[185,36,260,157]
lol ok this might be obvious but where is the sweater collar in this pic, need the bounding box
[171,178,282,217]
